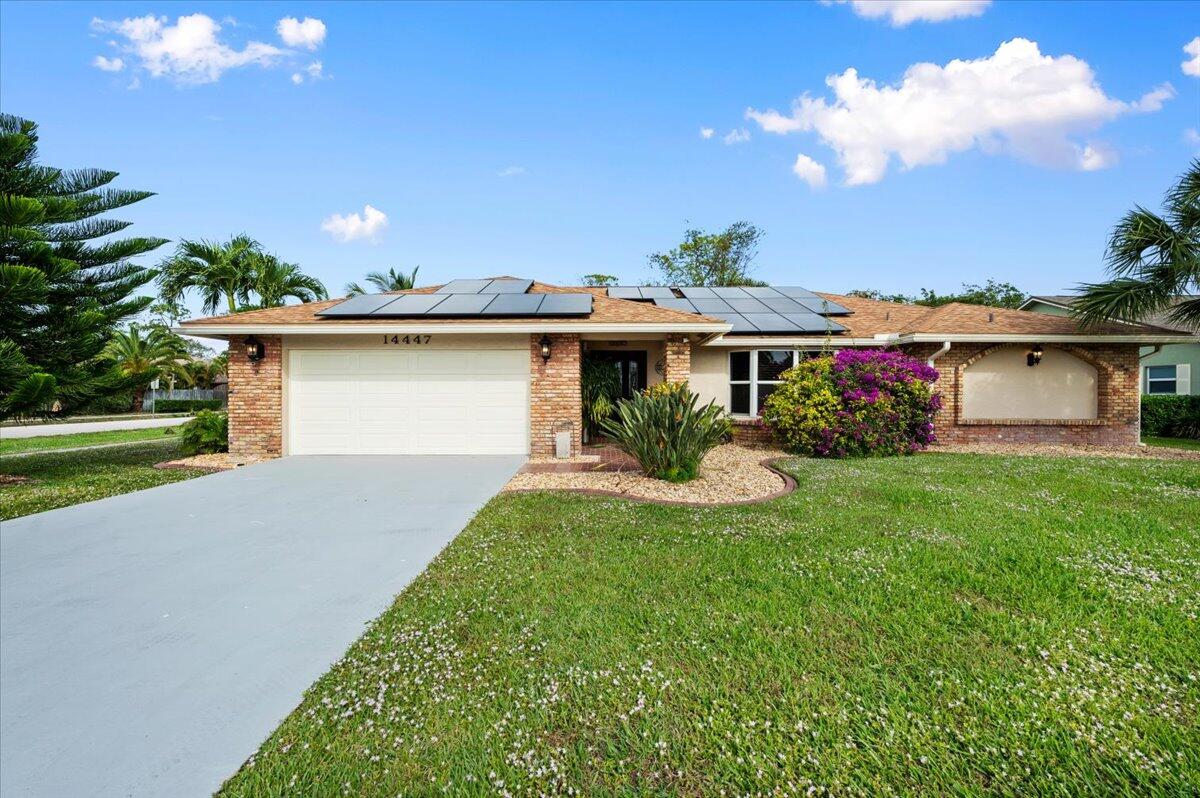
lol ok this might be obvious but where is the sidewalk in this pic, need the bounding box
[0,417,193,439]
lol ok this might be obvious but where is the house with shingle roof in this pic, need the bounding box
[180,279,1196,458]
[1020,294,1198,398]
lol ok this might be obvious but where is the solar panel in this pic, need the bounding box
[316,294,402,317]
[725,297,773,314]
[710,286,749,298]
[537,293,592,315]
[607,286,643,299]
[637,286,676,299]
[740,287,781,299]
[436,279,492,294]
[651,297,698,313]
[775,286,821,300]
[795,296,851,315]
[690,297,734,314]
[709,312,758,333]
[481,279,533,294]
[371,294,448,315]
[423,294,496,315]
[743,313,801,333]
[482,293,545,315]
[679,286,716,299]
[759,297,809,313]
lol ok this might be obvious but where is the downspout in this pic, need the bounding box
[1135,346,1162,445]
[926,341,951,367]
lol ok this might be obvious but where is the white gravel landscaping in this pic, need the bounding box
[504,444,791,504]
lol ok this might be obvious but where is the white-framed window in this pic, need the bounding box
[729,350,821,416]
[1144,364,1190,395]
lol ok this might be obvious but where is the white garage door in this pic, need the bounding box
[288,348,529,455]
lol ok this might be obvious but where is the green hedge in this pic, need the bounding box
[154,399,223,413]
[1141,395,1200,439]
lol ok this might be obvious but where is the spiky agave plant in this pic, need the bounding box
[600,382,730,482]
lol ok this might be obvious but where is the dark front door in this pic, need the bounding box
[589,351,647,399]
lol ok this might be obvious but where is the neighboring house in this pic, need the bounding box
[1019,295,1197,397]
[179,278,1194,458]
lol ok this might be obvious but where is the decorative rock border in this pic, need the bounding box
[505,455,797,508]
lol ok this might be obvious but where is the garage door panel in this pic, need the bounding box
[288,348,529,455]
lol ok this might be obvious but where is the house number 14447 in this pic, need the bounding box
[383,335,431,345]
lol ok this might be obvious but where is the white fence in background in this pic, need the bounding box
[141,387,227,411]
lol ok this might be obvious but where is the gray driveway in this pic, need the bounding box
[0,455,524,797]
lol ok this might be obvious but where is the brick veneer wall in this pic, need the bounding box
[730,418,775,446]
[664,335,691,383]
[530,333,582,456]
[903,342,1141,446]
[227,335,283,458]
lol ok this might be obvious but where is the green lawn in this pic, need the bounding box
[0,426,181,456]
[1144,436,1200,451]
[0,441,201,520]
[220,453,1200,796]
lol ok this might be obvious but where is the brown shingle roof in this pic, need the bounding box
[181,281,719,328]
[815,293,1178,337]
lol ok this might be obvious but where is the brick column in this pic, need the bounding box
[664,335,691,384]
[227,335,283,458]
[529,333,582,456]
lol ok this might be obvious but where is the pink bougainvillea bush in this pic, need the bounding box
[760,350,941,457]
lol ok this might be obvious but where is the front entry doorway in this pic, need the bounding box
[588,350,648,399]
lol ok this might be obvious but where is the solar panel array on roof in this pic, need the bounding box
[604,284,850,333]
[316,278,592,318]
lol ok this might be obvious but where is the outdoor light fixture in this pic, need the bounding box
[539,334,552,362]
[1027,344,1044,367]
[245,335,265,363]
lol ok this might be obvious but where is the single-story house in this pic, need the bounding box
[1019,295,1197,396]
[179,278,1197,458]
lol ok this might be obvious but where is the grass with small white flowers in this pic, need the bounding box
[220,453,1200,797]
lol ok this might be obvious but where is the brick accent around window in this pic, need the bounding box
[227,335,283,458]
[902,342,1141,446]
[664,335,691,383]
[530,333,582,456]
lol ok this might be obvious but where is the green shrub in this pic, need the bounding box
[1141,395,1200,439]
[600,381,730,482]
[581,357,621,437]
[178,410,228,455]
[760,350,941,457]
[154,398,223,413]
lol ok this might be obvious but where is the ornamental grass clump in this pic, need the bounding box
[600,381,731,482]
[761,350,941,457]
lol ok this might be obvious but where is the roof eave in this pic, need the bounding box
[897,333,1198,345]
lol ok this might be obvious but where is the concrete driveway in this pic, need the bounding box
[0,455,524,798]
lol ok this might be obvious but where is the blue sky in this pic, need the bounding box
[1,1,1198,318]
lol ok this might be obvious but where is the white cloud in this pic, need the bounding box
[723,128,751,145]
[497,166,527,177]
[792,153,828,189]
[1184,37,1200,77]
[699,127,715,139]
[291,60,324,85]
[321,205,389,243]
[277,17,326,50]
[1076,142,1117,171]
[746,38,1173,185]
[126,76,141,91]
[1185,128,1200,147]
[92,55,124,72]
[91,14,284,84]
[826,0,990,26]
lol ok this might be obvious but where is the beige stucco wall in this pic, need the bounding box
[690,345,729,410]
[961,347,1098,420]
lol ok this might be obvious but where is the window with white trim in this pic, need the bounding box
[1145,365,1178,395]
[729,350,820,415]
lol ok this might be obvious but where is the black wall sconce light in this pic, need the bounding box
[538,334,552,362]
[1026,344,1044,367]
[245,335,265,363]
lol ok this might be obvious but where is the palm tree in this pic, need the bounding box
[251,254,328,308]
[102,324,189,411]
[344,266,420,296]
[157,235,261,315]
[1075,160,1200,329]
